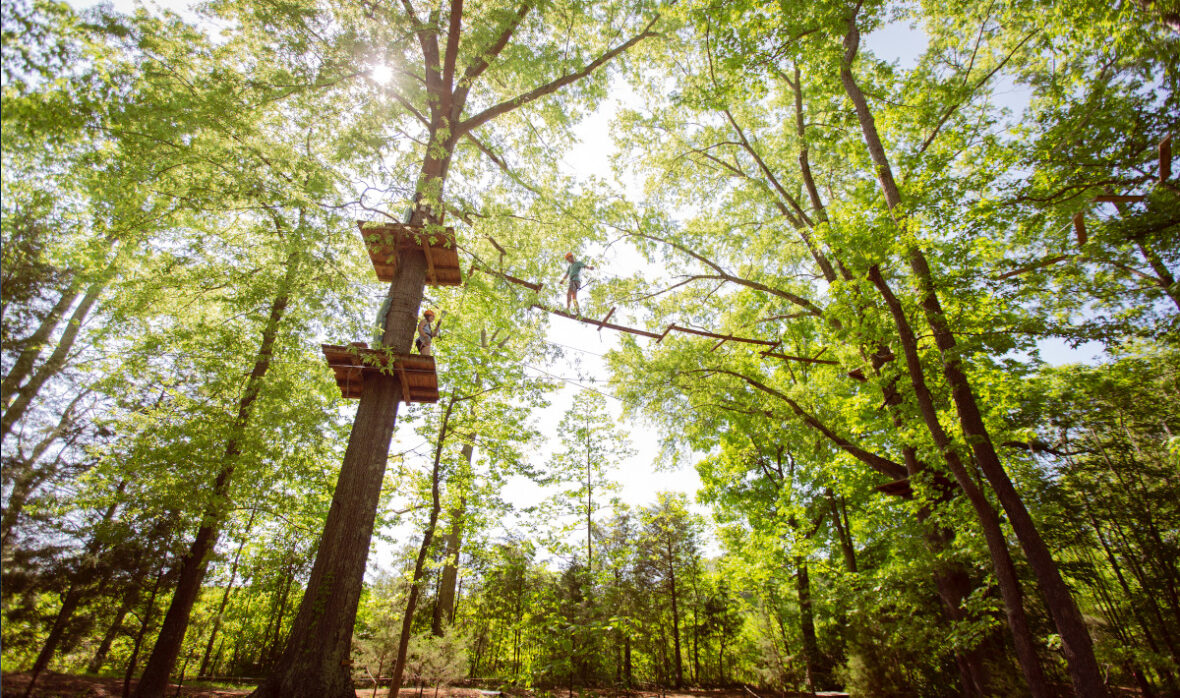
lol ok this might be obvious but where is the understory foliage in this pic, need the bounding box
[2,0,1177,697]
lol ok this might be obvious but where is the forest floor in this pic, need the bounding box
[1,675,849,698]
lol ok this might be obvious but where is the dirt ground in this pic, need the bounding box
[1,674,847,698]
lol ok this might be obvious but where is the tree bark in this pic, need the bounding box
[124,568,166,698]
[868,266,1049,698]
[89,575,142,674]
[431,470,468,636]
[666,537,683,689]
[795,557,826,693]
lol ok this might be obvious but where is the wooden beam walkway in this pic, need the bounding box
[470,258,852,365]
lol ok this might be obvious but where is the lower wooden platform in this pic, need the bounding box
[321,343,439,403]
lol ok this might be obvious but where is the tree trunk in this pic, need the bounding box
[90,579,142,674]
[1,275,105,443]
[431,438,472,636]
[1,276,82,408]
[840,11,1104,696]
[869,266,1049,698]
[391,395,456,698]
[124,568,166,698]
[23,480,125,697]
[134,246,300,698]
[199,514,256,677]
[251,129,446,697]
[795,557,824,693]
[667,539,683,689]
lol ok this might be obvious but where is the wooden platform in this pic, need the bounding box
[321,343,439,403]
[357,221,462,286]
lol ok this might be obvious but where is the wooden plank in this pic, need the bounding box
[357,221,460,286]
[1072,213,1087,247]
[1162,135,1173,182]
[421,239,437,283]
[395,363,411,404]
[598,307,615,332]
[322,344,437,402]
[471,264,543,292]
[1094,194,1146,204]
[668,323,779,347]
[531,304,663,339]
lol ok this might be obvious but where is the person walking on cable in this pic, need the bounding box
[416,309,438,356]
[561,252,594,314]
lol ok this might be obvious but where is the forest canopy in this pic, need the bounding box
[1,1,1177,697]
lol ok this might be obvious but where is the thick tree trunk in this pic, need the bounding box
[252,110,449,695]
[134,247,300,698]
[840,11,1105,696]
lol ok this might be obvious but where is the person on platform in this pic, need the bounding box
[560,252,594,314]
[416,309,438,356]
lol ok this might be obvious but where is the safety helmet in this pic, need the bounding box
[564,252,574,260]
[424,309,435,317]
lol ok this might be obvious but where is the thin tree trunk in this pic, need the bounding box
[795,557,824,694]
[1,276,105,442]
[840,10,1104,695]
[869,266,1049,698]
[198,513,257,677]
[667,538,683,689]
[1,390,87,544]
[124,568,166,698]
[90,578,142,673]
[431,439,471,636]
[23,480,125,697]
[391,395,456,698]
[1,276,82,408]
[134,245,301,698]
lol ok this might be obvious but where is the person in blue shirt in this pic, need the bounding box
[560,252,594,314]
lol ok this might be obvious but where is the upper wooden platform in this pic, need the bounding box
[357,221,462,286]
[322,343,439,403]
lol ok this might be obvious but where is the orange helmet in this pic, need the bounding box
[423,309,435,317]
[564,252,574,261]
